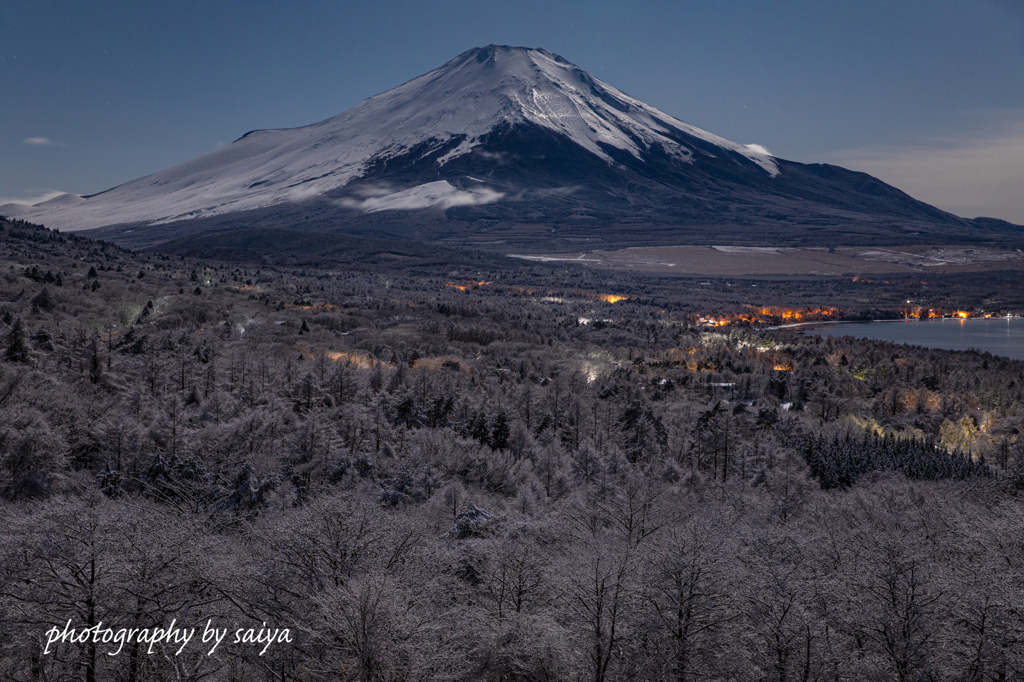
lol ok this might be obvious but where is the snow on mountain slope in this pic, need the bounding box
[8,45,778,232]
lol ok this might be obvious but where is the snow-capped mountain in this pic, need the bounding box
[3,45,1015,246]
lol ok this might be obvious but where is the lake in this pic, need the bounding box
[799,317,1024,361]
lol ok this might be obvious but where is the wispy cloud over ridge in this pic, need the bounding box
[339,181,504,213]
[23,137,52,145]
[0,190,67,206]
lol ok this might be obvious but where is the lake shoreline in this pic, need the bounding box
[790,317,1024,361]
[775,315,1021,330]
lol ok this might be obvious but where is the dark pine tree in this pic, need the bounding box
[5,318,29,363]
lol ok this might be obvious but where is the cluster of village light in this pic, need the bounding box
[697,306,841,327]
[445,281,492,291]
[445,281,629,304]
[899,309,1010,320]
[441,282,1020,328]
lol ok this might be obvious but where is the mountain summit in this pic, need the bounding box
[4,46,1017,247]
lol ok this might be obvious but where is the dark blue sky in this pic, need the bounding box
[3,0,1023,221]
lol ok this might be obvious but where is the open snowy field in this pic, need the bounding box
[512,244,1024,275]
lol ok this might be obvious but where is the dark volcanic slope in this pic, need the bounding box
[7,45,1020,250]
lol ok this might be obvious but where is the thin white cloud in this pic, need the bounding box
[339,180,504,213]
[825,118,1024,224]
[0,190,66,206]
[23,137,52,145]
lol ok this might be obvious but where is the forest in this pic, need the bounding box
[0,216,1023,681]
